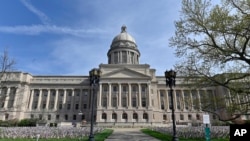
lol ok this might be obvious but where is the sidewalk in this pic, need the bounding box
[105,128,160,141]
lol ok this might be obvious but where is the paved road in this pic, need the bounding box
[105,128,160,141]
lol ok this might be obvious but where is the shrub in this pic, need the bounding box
[18,118,37,127]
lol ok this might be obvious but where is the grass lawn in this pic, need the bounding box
[0,129,113,141]
[141,128,229,141]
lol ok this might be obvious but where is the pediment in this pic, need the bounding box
[102,68,150,79]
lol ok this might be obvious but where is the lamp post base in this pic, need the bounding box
[172,136,179,141]
[89,135,94,141]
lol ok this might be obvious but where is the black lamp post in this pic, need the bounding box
[165,69,178,141]
[89,68,101,141]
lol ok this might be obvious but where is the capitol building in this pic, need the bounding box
[0,26,227,127]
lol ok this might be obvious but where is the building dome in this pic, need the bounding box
[110,25,137,49]
[112,26,136,44]
[107,26,140,64]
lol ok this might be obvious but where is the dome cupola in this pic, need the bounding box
[107,25,140,64]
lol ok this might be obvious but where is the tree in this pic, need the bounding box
[170,0,250,123]
[0,49,16,108]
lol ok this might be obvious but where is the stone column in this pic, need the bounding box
[118,83,122,108]
[158,90,161,109]
[147,83,152,107]
[62,89,66,110]
[197,89,201,111]
[46,89,50,110]
[4,87,10,108]
[37,89,42,110]
[138,84,142,108]
[29,89,34,110]
[189,90,193,111]
[108,83,112,108]
[128,83,131,108]
[181,90,185,111]
[98,83,102,108]
[54,89,58,110]
[71,89,75,110]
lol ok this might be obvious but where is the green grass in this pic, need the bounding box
[141,128,229,141]
[0,129,113,141]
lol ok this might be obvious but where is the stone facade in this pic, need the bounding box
[0,26,232,127]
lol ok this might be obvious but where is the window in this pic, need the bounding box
[180,114,184,120]
[188,114,192,120]
[51,90,56,96]
[133,113,138,119]
[67,104,71,110]
[196,114,200,120]
[122,98,127,107]
[132,86,137,92]
[33,101,38,109]
[143,113,148,119]
[142,98,146,107]
[65,115,68,120]
[39,114,43,120]
[132,98,136,107]
[83,104,87,109]
[73,115,77,120]
[68,90,72,96]
[35,90,39,96]
[60,91,64,97]
[5,114,9,120]
[163,114,167,120]
[141,86,146,92]
[56,115,60,120]
[161,101,164,109]
[75,90,80,96]
[59,103,62,109]
[103,86,108,92]
[113,86,117,92]
[122,51,127,63]
[81,115,85,120]
[102,113,107,119]
[75,104,79,110]
[30,114,34,119]
[160,91,164,97]
[112,113,117,119]
[48,114,51,120]
[42,102,46,109]
[102,98,107,107]
[112,97,117,107]
[122,113,127,119]
[122,86,127,92]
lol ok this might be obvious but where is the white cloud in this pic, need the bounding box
[20,0,51,25]
[0,25,106,37]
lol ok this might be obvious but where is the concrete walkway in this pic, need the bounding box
[105,128,160,141]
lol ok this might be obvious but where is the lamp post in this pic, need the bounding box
[165,69,178,141]
[89,68,101,141]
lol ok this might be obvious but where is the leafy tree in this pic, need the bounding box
[170,0,250,123]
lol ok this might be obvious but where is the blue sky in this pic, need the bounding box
[0,0,218,76]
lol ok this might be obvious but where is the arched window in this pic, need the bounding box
[102,113,107,119]
[133,113,138,119]
[122,113,127,119]
[112,113,117,119]
[143,113,148,119]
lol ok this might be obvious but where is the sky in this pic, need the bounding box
[0,0,219,76]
